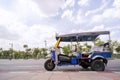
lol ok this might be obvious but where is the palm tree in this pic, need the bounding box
[23,44,31,59]
[23,44,28,50]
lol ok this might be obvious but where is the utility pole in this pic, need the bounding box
[44,40,47,48]
[9,43,13,59]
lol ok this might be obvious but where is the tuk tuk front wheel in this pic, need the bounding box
[91,60,105,71]
[44,59,55,71]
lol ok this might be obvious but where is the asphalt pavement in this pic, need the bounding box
[0,59,120,80]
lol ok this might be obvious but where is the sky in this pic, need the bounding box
[0,0,120,50]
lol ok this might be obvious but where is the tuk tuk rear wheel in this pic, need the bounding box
[91,60,105,71]
[44,59,55,71]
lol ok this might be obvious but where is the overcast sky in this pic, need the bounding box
[0,0,120,50]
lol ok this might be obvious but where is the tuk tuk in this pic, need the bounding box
[44,31,112,71]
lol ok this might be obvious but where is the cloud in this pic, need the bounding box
[70,24,106,33]
[22,24,56,41]
[103,8,120,18]
[61,0,75,9]
[73,10,87,24]
[33,0,64,16]
[0,23,57,50]
[61,9,87,25]
[14,0,46,17]
[0,0,58,50]
[85,0,109,16]
[92,25,106,31]
[61,0,109,25]
[113,0,120,8]
[61,9,73,20]
[0,0,48,26]
[91,15,103,23]
[0,25,20,40]
[90,0,120,24]
[78,0,89,7]
[0,7,17,26]
[17,24,57,49]
[0,0,120,50]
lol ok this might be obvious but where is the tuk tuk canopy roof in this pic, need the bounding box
[56,31,110,42]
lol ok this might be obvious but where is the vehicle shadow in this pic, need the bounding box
[53,66,120,72]
[54,66,92,72]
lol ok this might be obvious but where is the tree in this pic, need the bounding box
[0,48,3,58]
[18,51,25,59]
[62,44,70,55]
[86,45,92,52]
[0,48,2,51]
[78,45,83,52]
[110,40,120,53]
[94,38,104,46]
[82,43,92,52]
[23,45,28,49]
[9,48,13,59]
[23,44,31,59]
[13,51,20,59]
[115,46,120,53]
[2,50,10,59]
[40,48,48,58]
[32,48,40,59]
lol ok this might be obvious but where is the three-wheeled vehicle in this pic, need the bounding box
[44,31,112,71]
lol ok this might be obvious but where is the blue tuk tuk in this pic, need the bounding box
[44,31,112,71]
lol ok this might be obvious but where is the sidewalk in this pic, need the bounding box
[0,71,120,80]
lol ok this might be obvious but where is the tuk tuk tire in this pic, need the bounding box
[91,60,105,71]
[44,59,55,71]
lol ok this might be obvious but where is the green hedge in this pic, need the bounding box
[112,54,120,58]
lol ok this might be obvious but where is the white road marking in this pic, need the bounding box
[16,66,40,68]
[9,71,29,73]
[79,71,97,73]
[53,71,63,73]
[114,72,120,74]
[45,71,63,73]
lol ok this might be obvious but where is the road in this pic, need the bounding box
[0,59,120,80]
